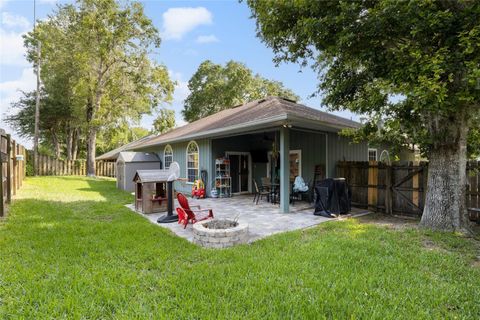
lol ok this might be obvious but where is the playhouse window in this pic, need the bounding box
[164,145,173,169]
[186,141,199,183]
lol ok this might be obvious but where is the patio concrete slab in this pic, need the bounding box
[126,195,370,244]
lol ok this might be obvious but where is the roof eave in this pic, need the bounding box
[133,114,289,149]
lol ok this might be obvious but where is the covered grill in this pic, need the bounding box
[314,178,351,218]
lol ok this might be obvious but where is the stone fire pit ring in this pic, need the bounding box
[193,219,249,248]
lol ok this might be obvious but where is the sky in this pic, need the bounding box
[0,0,358,148]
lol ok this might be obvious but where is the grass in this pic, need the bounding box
[0,176,479,319]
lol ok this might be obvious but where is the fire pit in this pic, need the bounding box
[193,219,249,248]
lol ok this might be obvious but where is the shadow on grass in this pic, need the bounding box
[1,176,479,319]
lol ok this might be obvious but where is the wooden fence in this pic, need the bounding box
[0,130,27,217]
[337,160,480,222]
[36,155,116,177]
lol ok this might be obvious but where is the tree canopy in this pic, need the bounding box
[23,0,174,173]
[152,109,176,134]
[182,60,299,122]
[247,0,480,232]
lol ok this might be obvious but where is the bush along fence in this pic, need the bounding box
[0,130,27,217]
[34,155,116,177]
[337,160,480,222]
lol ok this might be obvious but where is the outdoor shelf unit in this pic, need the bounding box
[215,158,231,198]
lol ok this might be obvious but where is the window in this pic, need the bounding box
[368,148,377,161]
[186,141,199,183]
[164,145,173,169]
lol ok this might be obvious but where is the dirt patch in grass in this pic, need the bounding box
[355,212,419,230]
[422,239,449,253]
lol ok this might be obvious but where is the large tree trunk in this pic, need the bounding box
[66,127,73,160]
[420,121,471,232]
[86,127,96,176]
[72,128,79,161]
[52,131,61,159]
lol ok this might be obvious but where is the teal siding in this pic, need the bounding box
[133,128,368,196]
[327,132,368,177]
[141,139,212,196]
[290,130,327,184]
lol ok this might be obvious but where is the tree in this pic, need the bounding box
[25,0,174,175]
[182,60,299,122]
[152,109,176,134]
[96,124,149,156]
[5,90,75,159]
[247,0,480,232]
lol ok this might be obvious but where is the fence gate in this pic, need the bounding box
[337,160,479,222]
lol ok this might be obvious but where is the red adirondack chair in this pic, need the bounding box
[176,193,214,228]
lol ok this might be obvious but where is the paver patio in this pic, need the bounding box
[127,195,370,243]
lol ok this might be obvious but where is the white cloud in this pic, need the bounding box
[1,12,31,30]
[196,34,219,44]
[0,0,9,9]
[161,7,212,40]
[0,67,36,109]
[0,28,29,66]
[0,66,36,121]
[0,67,36,148]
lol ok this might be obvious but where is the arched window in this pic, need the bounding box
[164,145,173,169]
[186,141,199,183]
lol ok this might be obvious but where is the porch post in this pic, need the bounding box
[280,127,290,213]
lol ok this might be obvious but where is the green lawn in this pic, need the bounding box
[1,177,479,319]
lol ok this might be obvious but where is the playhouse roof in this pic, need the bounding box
[133,170,170,183]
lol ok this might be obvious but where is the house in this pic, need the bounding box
[131,96,372,213]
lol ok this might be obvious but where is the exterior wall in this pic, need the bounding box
[327,132,369,177]
[133,129,369,195]
[290,129,327,184]
[151,139,212,196]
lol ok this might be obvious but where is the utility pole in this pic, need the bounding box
[33,0,40,176]
[34,42,41,176]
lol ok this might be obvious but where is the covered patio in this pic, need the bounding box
[127,195,370,243]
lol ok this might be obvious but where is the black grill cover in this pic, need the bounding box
[314,178,351,217]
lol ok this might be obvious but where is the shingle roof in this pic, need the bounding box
[96,135,156,161]
[133,170,170,183]
[117,152,160,163]
[134,96,360,149]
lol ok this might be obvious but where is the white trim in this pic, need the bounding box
[368,148,378,161]
[267,149,302,178]
[163,144,173,169]
[225,151,252,194]
[186,140,200,184]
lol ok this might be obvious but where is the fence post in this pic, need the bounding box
[6,135,11,204]
[0,153,3,217]
[368,161,378,211]
[385,164,393,215]
[412,161,419,208]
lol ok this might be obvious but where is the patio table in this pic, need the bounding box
[263,183,280,204]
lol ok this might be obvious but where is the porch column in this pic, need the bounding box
[280,127,290,213]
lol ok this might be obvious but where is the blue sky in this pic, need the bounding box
[0,0,357,147]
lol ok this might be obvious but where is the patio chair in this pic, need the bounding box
[176,193,214,229]
[290,176,311,205]
[260,177,271,192]
[253,179,270,205]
